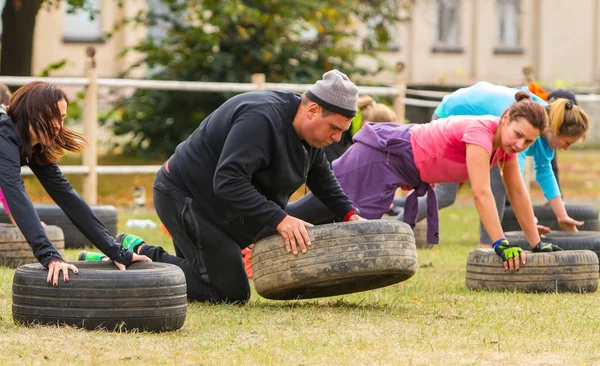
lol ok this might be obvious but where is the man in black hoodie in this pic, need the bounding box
[105,70,363,303]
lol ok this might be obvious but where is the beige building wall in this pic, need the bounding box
[27,0,600,88]
[535,0,596,85]
[410,0,473,85]
[476,0,533,85]
[31,1,147,78]
[596,0,600,83]
[370,0,600,88]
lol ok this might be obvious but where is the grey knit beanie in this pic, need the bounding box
[305,70,359,118]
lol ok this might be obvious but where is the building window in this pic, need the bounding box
[432,0,462,53]
[63,0,102,42]
[147,0,170,41]
[0,0,4,36]
[366,0,400,51]
[436,0,459,46]
[496,0,522,52]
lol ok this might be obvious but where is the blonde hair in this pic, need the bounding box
[547,98,589,140]
[358,95,396,125]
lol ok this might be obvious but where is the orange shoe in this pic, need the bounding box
[160,223,172,238]
[242,244,254,279]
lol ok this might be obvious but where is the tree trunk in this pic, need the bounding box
[0,0,43,78]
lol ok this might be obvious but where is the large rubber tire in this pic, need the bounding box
[0,224,64,268]
[505,231,600,261]
[466,249,598,293]
[0,204,118,249]
[251,220,418,300]
[502,204,599,232]
[12,262,187,332]
[412,221,437,249]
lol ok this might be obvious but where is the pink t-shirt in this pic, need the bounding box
[410,115,515,183]
[0,187,9,214]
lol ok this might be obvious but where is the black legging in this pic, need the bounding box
[551,154,560,189]
[140,169,250,303]
[285,192,336,224]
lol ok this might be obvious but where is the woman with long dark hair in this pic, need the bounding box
[0,81,150,286]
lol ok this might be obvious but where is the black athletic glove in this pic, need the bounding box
[532,242,563,252]
[492,238,523,262]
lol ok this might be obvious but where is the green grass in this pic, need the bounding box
[1,205,600,365]
[3,149,600,364]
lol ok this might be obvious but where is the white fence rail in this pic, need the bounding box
[3,50,599,203]
[0,77,421,102]
[0,54,415,204]
[20,166,163,175]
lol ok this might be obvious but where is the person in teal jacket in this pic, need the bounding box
[404,81,589,247]
[433,81,547,119]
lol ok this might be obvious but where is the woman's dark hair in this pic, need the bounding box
[8,81,86,164]
[501,91,549,132]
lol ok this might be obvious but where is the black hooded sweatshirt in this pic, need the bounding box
[165,91,356,246]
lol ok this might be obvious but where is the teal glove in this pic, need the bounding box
[532,242,563,252]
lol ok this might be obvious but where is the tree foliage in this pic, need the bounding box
[107,0,412,158]
[0,0,95,78]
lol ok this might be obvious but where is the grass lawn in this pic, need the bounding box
[1,205,600,365]
[1,149,600,364]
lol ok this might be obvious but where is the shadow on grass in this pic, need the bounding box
[187,296,413,313]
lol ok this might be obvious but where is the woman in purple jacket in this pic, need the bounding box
[287,92,562,270]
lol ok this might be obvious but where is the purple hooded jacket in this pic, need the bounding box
[331,122,439,244]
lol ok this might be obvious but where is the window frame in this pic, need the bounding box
[431,0,463,54]
[494,0,524,54]
[62,0,103,44]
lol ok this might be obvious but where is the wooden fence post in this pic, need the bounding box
[82,46,98,204]
[393,61,406,123]
[252,73,266,90]
[522,66,535,84]
[523,156,534,195]
[521,66,535,192]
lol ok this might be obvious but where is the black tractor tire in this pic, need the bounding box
[0,224,64,267]
[502,204,599,232]
[466,249,598,293]
[412,221,436,249]
[252,220,418,300]
[0,204,118,248]
[505,231,600,262]
[12,261,187,332]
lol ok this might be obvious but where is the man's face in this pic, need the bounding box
[302,104,352,148]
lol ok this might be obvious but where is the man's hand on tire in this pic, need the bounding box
[276,215,313,255]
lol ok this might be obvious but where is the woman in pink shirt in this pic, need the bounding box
[286,92,561,270]
[0,85,16,226]
[0,188,16,225]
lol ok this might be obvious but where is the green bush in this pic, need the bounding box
[103,0,408,158]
